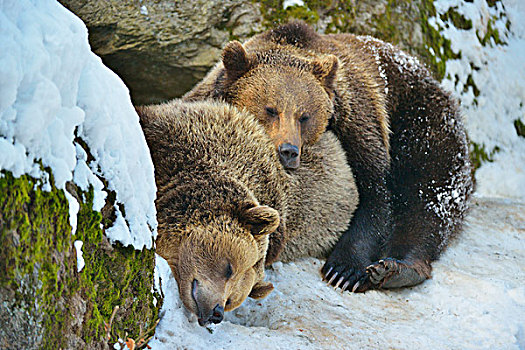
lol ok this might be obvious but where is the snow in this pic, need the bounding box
[73,143,107,212]
[433,0,525,199]
[64,190,79,235]
[74,240,85,272]
[0,0,157,249]
[283,0,305,10]
[150,197,524,349]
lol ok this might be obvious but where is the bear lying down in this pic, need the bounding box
[136,100,358,326]
[185,21,473,292]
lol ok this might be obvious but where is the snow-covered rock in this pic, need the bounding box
[0,0,157,248]
[435,0,525,200]
[0,1,160,347]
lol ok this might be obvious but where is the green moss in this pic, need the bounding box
[255,0,457,79]
[478,18,505,46]
[418,0,459,80]
[465,72,481,97]
[369,0,402,44]
[0,170,160,348]
[259,0,323,26]
[514,119,525,138]
[418,0,507,78]
[440,7,473,30]
[76,189,159,344]
[469,143,500,170]
[1,171,70,348]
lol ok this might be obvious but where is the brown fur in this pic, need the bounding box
[184,21,473,292]
[137,100,358,325]
[281,131,358,261]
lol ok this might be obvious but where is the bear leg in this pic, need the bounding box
[322,197,392,291]
[322,98,394,292]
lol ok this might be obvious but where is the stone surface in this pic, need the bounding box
[0,172,160,349]
[59,0,264,104]
[60,0,441,104]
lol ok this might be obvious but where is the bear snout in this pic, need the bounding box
[209,304,224,324]
[279,143,300,169]
[192,279,226,326]
[197,304,224,327]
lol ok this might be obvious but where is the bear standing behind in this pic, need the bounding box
[137,100,358,326]
[184,21,473,292]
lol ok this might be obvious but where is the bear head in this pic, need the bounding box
[159,203,279,327]
[220,40,338,170]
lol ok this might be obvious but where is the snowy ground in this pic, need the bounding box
[150,0,525,349]
[150,196,524,349]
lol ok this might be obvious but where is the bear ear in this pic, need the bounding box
[222,41,252,81]
[249,280,274,299]
[241,205,280,236]
[311,55,339,95]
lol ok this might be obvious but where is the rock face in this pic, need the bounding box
[63,0,507,178]
[0,1,162,347]
[60,0,444,105]
[59,0,264,104]
[0,172,160,349]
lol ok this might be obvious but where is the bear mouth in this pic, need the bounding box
[191,279,205,325]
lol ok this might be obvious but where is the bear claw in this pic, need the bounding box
[327,271,339,285]
[333,276,345,289]
[341,280,351,291]
[322,262,371,292]
[323,267,333,281]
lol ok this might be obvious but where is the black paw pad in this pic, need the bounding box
[365,258,400,286]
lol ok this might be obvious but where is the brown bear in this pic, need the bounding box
[136,100,358,326]
[184,21,474,292]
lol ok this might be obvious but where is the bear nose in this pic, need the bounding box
[209,304,224,324]
[279,143,300,169]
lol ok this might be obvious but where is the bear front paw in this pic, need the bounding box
[321,260,370,293]
[365,258,400,286]
[365,258,432,289]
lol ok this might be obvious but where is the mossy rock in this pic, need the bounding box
[61,0,475,100]
[0,170,161,349]
[257,0,457,80]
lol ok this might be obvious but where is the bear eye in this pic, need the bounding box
[225,262,233,279]
[299,113,310,123]
[265,107,278,118]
